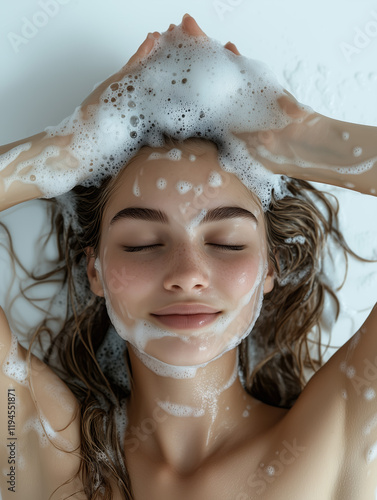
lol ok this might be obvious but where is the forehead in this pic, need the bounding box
[104,143,262,223]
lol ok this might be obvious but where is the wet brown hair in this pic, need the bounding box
[4,136,369,499]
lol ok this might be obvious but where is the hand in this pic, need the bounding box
[41,13,243,198]
[234,94,334,177]
[180,13,241,56]
[26,30,166,199]
[80,32,162,110]
[81,14,240,110]
[235,93,372,172]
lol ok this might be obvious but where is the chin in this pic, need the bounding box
[145,334,226,367]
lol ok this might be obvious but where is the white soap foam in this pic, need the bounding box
[22,414,73,451]
[256,143,377,178]
[147,148,183,162]
[221,358,239,392]
[353,147,362,157]
[342,131,350,141]
[277,264,310,287]
[2,332,28,386]
[210,258,266,339]
[335,159,376,175]
[284,236,306,244]
[266,465,275,476]
[131,345,202,378]
[346,365,356,379]
[208,170,223,187]
[148,152,162,160]
[156,177,167,189]
[363,413,377,436]
[176,180,193,194]
[132,177,141,197]
[185,208,207,236]
[44,382,75,413]
[156,399,205,417]
[1,25,299,208]
[95,247,268,379]
[189,154,196,162]
[364,388,376,401]
[0,142,31,173]
[197,358,239,436]
[350,330,361,349]
[193,184,203,196]
[178,201,191,215]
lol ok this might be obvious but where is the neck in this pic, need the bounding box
[125,345,259,474]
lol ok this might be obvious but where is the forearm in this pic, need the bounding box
[0,131,75,212]
[239,106,377,197]
[285,116,377,196]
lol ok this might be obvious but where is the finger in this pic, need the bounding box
[128,32,160,66]
[258,131,275,147]
[224,41,241,56]
[277,95,307,119]
[167,23,176,32]
[181,13,207,36]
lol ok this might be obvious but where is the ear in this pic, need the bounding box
[86,247,104,298]
[263,261,275,295]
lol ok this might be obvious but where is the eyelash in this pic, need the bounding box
[123,244,245,253]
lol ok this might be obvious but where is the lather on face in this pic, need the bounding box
[87,140,274,374]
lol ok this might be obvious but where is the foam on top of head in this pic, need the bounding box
[44,24,294,209]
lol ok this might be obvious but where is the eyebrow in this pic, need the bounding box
[110,206,258,226]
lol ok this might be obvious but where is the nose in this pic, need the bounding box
[163,246,210,292]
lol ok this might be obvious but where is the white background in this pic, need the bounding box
[1,0,377,361]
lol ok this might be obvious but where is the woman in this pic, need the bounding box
[0,14,376,500]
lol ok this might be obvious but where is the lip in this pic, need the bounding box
[150,303,221,330]
[152,303,221,315]
[150,312,221,330]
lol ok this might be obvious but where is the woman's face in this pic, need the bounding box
[87,141,274,367]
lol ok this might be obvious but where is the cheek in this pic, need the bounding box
[102,257,148,299]
[219,254,262,297]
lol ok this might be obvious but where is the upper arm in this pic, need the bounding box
[0,306,83,497]
[0,306,13,365]
[328,303,377,496]
[341,304,377,400]
[0,305,81,452]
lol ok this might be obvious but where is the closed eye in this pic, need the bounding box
[123,244,162,252]
[123,244,245,253]
[208,244,245,251]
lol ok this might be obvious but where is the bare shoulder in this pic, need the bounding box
[331,304,377,498]
[285,304,377,499]
[0,307,85,499]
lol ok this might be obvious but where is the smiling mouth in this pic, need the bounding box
[150,312,221,330]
